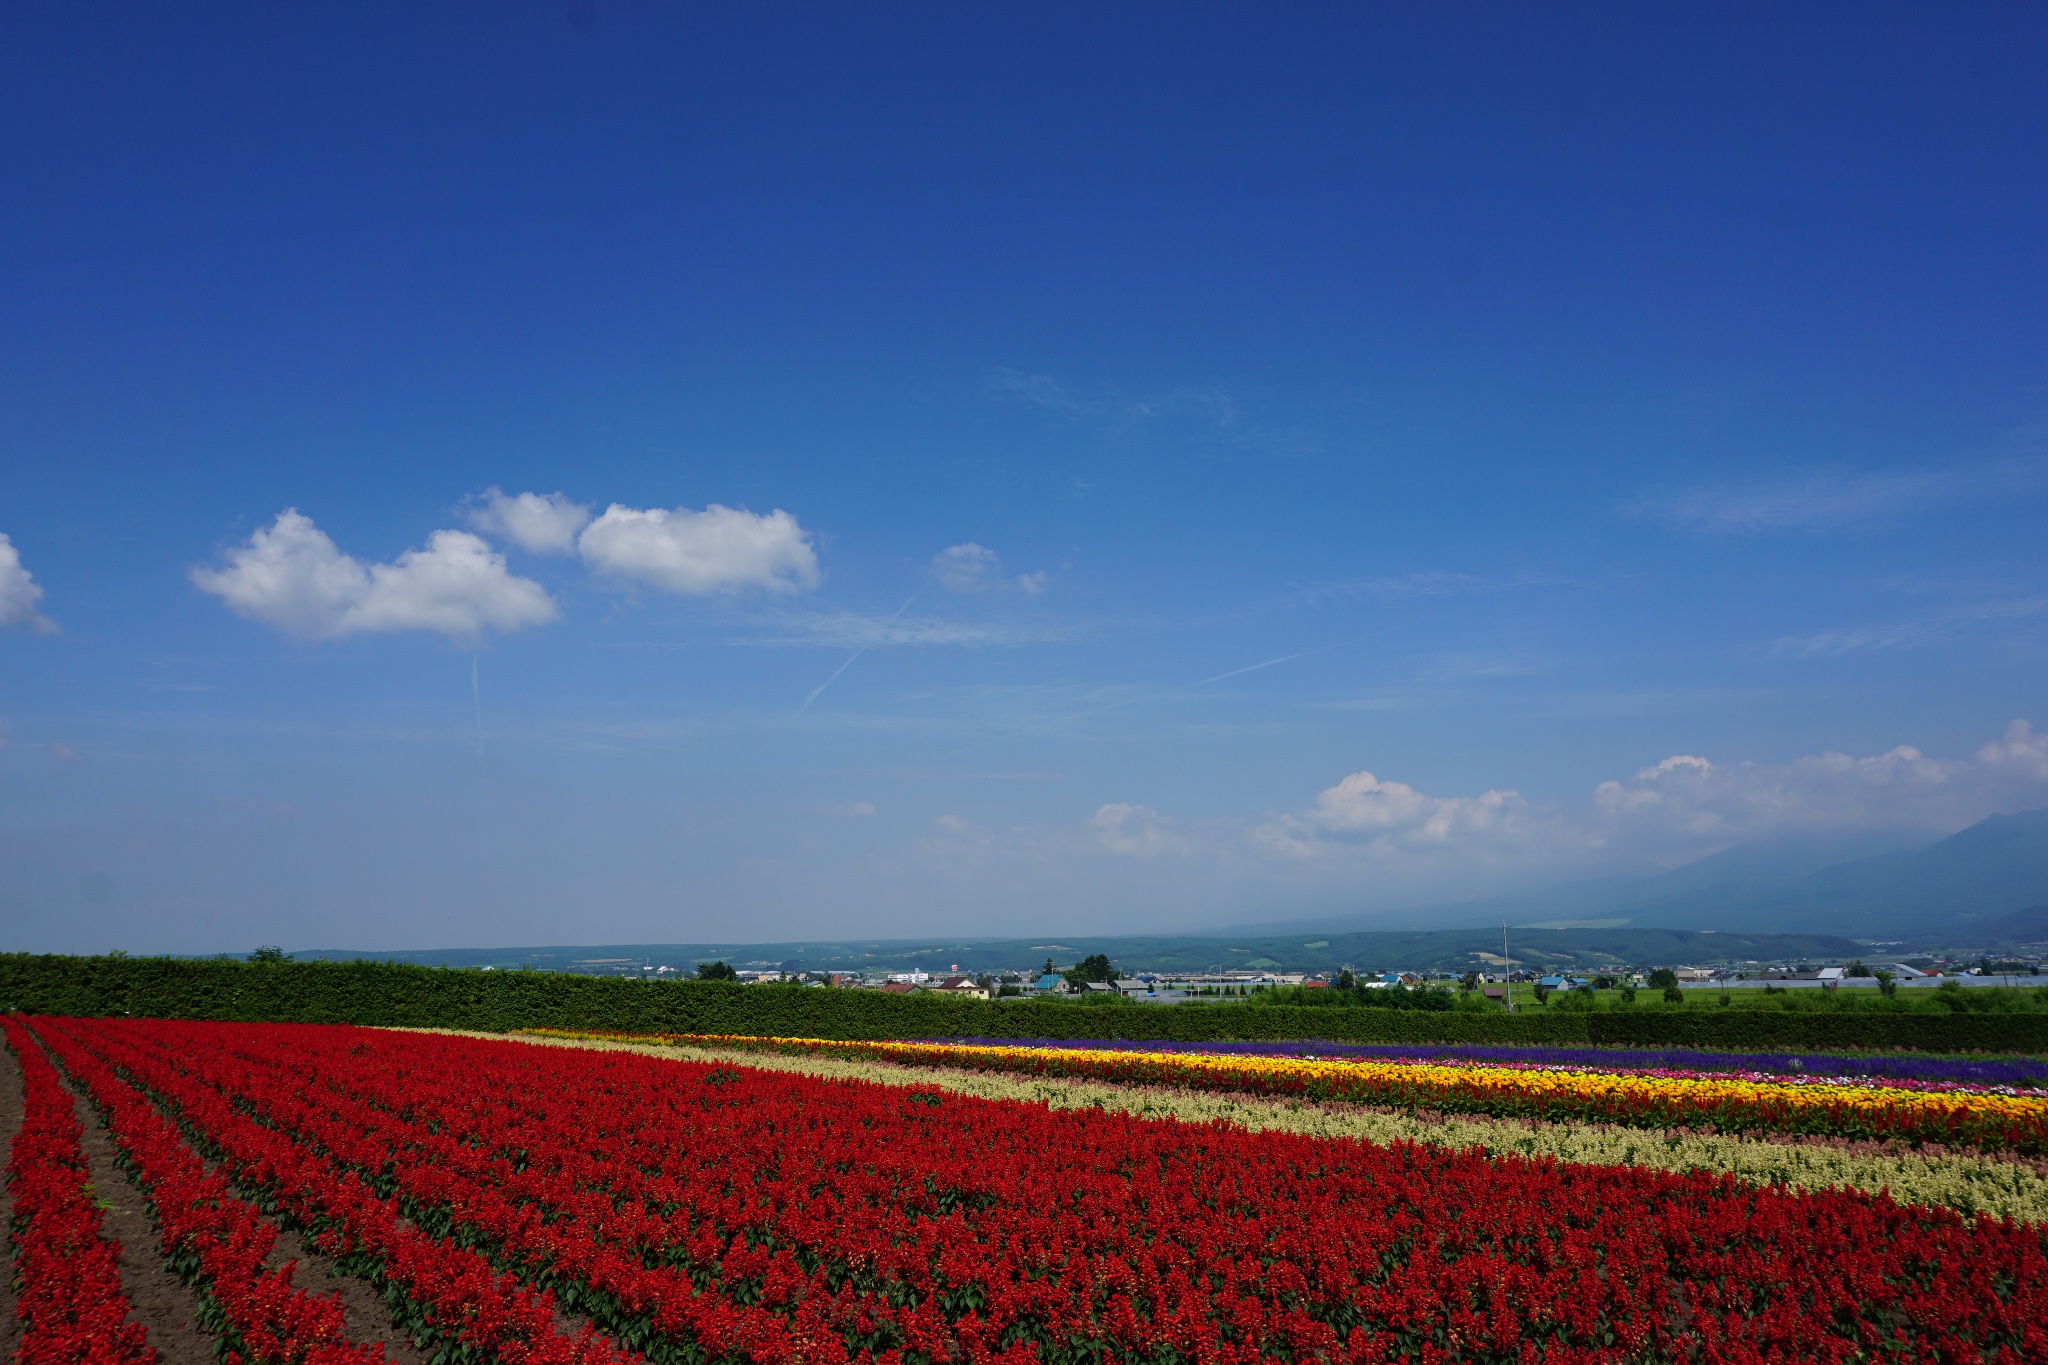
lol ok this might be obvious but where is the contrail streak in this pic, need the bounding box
[793,579,936,718]
[952,635,1366,756]
[797,513,1012,720]
[1185,646,1324,688]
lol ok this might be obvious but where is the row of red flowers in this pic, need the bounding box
[29,1015,627,1365]
[32,1017,2048,1364]
[2,1013,154,1365]
[35,1013,391,1365]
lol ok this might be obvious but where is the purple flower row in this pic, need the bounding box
[919,1036,2048,1088]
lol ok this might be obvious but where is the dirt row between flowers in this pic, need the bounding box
[410,1025,2048,1224]
[4,1020,519,1365]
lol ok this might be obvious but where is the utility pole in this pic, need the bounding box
[1502,920,1514,1013]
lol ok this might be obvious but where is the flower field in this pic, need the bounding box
[6,1017,2048,1362]
[1,1015,153,1365]
[627,1033,2048,1155]
[499,1028,2048,1223]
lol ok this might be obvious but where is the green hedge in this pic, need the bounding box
[5,954,2046,1053]
[0,955,1577,1043]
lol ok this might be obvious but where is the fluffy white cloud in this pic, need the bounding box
[1254,771,1546,860]
[931,542,1047,595]
[1977,719,2048,783]
[932,543,999,592]
[0,533,57,633]
[191,510,559,640]
[464,488,591,554]
[1249,721,2048,871]
[577,503,819,596]
[1090,803,1187,858]
[1595,742,1980,839]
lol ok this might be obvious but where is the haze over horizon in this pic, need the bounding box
[4,5,2047,955]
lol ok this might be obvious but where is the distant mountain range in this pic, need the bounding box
[294,925,1874,978]
[288,806,2048,978]
[1617,807,2048,939]
[1236,806,2048,944]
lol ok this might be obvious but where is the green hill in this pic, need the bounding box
[295,924,1868,977]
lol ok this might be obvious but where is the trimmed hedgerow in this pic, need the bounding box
[4,953,2047,1052]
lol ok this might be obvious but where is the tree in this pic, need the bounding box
[695,960,738,981]
[249,945,290,964]
[1064,953,1116,986]
[1337,968,1358,991]
[1592,974,1618,991]
[1043,957,1056,977]
[1459,971,1479,992]
[1646,968,1678,990]
[1845,960,1872,978]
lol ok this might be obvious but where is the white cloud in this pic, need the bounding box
[1591,723,2048,841]
[0,533,58,634]
[191,510,559,640]
[926,721,2048,917]
[1625,457,2045,535]
[1254,771,1549,860]
[1767,596,2048,658]
[1976,719,2048,783]
[464,488,591,554]
[1243,720,2048,874]
[933,543,999,592]
[982,368,1088,415]
[577,503,819,596]
[931,542,1048,595]
[1090,803,1188,858]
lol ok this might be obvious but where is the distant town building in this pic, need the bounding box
[930,975,992,1001]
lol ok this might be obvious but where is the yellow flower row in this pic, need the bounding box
[857,1039,2048,1122]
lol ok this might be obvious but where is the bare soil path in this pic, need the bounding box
[62,1070,219,1365]
[262,1225,430,1365]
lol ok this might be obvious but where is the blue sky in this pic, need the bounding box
[3,4,2046,953]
